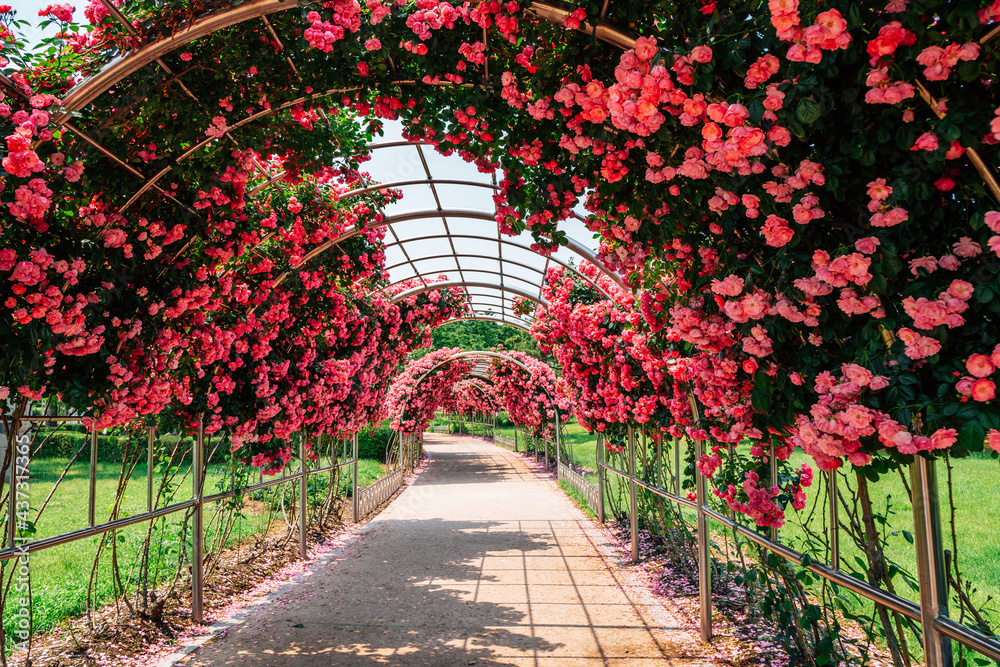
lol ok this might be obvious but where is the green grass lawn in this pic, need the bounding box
[776,451,1000,607]
[4,454,387,646]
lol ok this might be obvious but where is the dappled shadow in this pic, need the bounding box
[181,435,691,666]
[183,519,559,666]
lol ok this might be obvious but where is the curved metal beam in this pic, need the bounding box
[388,267,541,298]
[386,252,544,278]
[304,209,625,291]
[461,308,534,329]
[389,281,546,306]
[57,0,634,117]
[415,350,533,390]
[380,233,613,300]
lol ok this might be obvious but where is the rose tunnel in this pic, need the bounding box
[5,0,1000,665]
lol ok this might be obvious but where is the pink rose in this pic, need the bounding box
[690,45,713,63]
[930,428,958,450]
[855,236,880,254]
[985,210,1000,233]
[939,254,960,270]
[633,36,658,61]
[967,354,995,377]
[971,378,996,402]
[987,429,1000,454]
[911,132,939,151]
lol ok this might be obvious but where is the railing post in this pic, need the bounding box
[298,433,307,559]
[192,417,204,625]
[554,406,561,472]
[628,427,638,563]
[770,445,779,543]
[596,433,605,524]
[689,395,712,642]
[673,436,681,498]
[913,456,952,667]
[89,427,97,527]
[829,470,839,570]
[147,427,155,513]
[656,435,662,488]
[352,432,359,523]
[6,414,21,549]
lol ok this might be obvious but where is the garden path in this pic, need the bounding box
[178,433,708,666]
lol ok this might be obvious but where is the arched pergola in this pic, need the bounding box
[22,0,635,333]
[414,349,533,388]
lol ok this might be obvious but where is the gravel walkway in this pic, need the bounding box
[178,433,708,666]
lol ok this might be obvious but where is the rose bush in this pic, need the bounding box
[3,0,1000,500]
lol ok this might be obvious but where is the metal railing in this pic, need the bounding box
[494,433,516,450]
[440,412,495,440]
[0,415,365,625]
[591,423,1000,665]
[557,461,600,513]
[356,468,403,519]
[477,410,999,667]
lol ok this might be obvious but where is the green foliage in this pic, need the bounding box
[30,427,192,462]
[413,321,542,359]
[356,425,394,462]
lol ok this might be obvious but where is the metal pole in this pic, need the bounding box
[770,446,779,543]
[912,456,953,667]
[7,415,19,549]
[554,406,561,471]
[828,471,839,569]
[298,434,307,559]
[147,427,155,512]
[596,433,605,524]
[89,428,98,527]
[628,427,638,563]
[673,436,680,497]
[352,433,359,523]
[656,436,662,487]
[192,418,204,625]
[689,394,712,642]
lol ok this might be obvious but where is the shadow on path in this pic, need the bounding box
[179,435,703,666]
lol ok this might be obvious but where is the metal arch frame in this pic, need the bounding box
[440,309,535,331]
[45,5,631,296]
[436,316,532,334]
[462,308,534,330]
[381,234,613,299]
[414,350,534,389]
[390,280,546,307]
[306,209,626,291]
[389,267,541,303]
[455,292,536,318]
[56,0,635,117]
[38,4,630,307]
[29,3,1000,664]
[405,350,536,435]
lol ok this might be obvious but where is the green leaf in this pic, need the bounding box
[796,98,822,124]
[958,420,986,451]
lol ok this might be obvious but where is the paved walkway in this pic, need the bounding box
[180,434,706,666]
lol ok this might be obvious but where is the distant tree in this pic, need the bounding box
[410,321,542,360]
